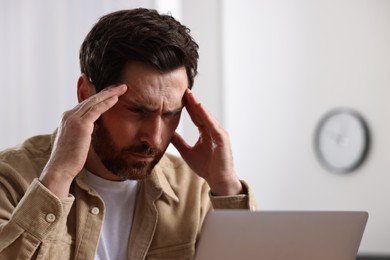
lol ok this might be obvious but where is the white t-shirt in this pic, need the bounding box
[85,171,139,260]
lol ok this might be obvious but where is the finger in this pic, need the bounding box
[74,84,127,121]
[184,89,220,129]
[80,95,120,122]
[184,89,225,146]
[183,89,202,126]
[76,84,127,116]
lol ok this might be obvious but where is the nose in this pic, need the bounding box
[138,115,163,147]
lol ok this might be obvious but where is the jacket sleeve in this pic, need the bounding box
[0,175,74,259]
[209,180,257,211]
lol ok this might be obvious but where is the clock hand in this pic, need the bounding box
[326,130,347,146]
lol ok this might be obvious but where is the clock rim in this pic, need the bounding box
[314,108,370,173]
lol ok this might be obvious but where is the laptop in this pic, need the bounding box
[195,210,368,260]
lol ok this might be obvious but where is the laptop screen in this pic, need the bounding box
[195,210,368,260]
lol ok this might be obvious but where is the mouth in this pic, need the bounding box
[129,152,155,162]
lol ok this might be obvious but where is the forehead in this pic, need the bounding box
[120,61,188,109]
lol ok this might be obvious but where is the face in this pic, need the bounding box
[91,61,188,180]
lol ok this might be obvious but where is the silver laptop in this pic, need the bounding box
[195,210,368,260]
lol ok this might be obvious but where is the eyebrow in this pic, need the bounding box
[128,101,184,115]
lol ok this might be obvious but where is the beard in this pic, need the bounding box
[91,119,166,180]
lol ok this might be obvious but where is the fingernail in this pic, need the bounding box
[117,84,127,90]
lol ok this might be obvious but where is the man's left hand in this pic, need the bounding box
[171,89,243,196]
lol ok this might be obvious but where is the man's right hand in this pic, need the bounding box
[39,84,127,198]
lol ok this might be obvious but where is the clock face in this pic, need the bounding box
[314,109,369,173]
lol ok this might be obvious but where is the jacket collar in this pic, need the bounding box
[148,155,180,203]
[73,154,180,203]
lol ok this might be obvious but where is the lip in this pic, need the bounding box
[130,153,155,162]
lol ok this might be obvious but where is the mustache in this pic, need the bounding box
[123,144,162,156]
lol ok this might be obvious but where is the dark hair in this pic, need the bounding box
[79,8,199,92]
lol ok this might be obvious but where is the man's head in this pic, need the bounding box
[78,9,198,181]
[79,8,199,92]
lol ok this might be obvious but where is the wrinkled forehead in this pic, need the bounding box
[120,62,188,111]
[120,85,185,111]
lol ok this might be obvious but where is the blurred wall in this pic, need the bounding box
[0,0,156,149]
[1,0,389,256]
[222,0,390,255]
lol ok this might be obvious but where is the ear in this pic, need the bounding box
[77,74,96,103]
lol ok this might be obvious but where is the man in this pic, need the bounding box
[0,8,256,259]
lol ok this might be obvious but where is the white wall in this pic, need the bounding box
[1,0,389,256]
[222,0,390,255]
[0,0,156,150]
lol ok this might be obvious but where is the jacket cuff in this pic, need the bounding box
[209,180,257,211]
[11,178,74,240]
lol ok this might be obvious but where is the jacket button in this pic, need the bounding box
[45,213,56,223]
[91,207,100,215]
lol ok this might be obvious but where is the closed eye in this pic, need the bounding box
[128,106,151,114]
[129,108,145,113]
[128,105,183,118]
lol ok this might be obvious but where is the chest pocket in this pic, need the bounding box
[146,242,195,260]
[36,235,74,260]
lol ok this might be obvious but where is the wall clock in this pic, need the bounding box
[314,108,370,173]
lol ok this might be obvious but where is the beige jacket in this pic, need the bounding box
[0,134,256,260]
